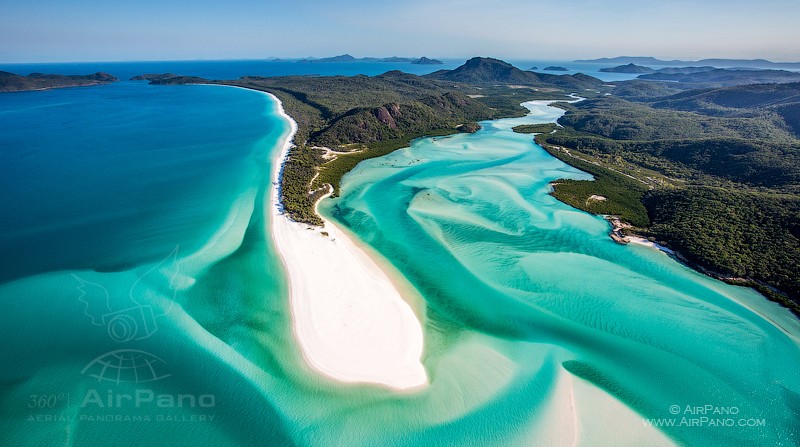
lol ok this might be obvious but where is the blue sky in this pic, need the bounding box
[2,0,799,62]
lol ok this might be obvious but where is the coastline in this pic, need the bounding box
[534,100,799,317]
[265,92,428,390]
[604,213,800,317]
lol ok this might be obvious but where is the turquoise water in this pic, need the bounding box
[0,83,301,445]
[1,81,799,446]
[321,103,800,445]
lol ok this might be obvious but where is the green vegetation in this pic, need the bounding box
[644,188,800,314]
[546,97,800,187]
[279,144,325,226]
[209,60,601,223]
[315,129,457,196]
[216,75,504,223]
[610,80,687,101]
[532,89,800,311]
[137,58,607,226]
[542,146,650,227]
[425,57,606,91]
[512,123,559,134]
[312,92,493,146]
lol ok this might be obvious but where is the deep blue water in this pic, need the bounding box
[0,82,277,281]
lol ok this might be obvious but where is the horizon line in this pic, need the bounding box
[2,55,800,65]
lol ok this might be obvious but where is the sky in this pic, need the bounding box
[2,0,800,63]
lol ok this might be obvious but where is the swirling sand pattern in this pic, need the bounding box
[322,101,800,446]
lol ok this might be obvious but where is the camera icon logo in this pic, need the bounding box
[102,306,158,342]
[73,247,180,344]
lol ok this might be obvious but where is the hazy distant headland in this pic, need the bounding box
[0,71,118,92]
[598,63,800,85]
[277,54,443,64]
[578,56,800,69]
[599,63,656,73]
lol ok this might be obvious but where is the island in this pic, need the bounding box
[576,56,800,69]
[637,68,800,86]
[543,66,569,71]
[650,66,715,75]
[303,54,359,62]
[599,63,655,73]
[135,56,800,316]
[0,71,118,92]
[411,57,443,65]
[298,54,442,64]
[131,73,207,83]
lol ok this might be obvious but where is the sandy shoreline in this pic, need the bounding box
[265,93,428,390]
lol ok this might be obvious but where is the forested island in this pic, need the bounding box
[134,57,800,315]
[599,63,655,73]
[0,71,118,92]
[577,56,800,69]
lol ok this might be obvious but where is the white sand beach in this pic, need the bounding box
[267,94,428,390]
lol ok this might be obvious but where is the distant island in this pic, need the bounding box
[577,56,800,69]
[299,54,442,64]
[637,68,800,86]
[0,71,118,93]
[529,66,539,70]
[599,63,655,74]
[543,66,569,71]
[411,57,443,65]
[131,73,207,83]
[650,66,715,75]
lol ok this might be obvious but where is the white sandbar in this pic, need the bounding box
[267,94,427,390]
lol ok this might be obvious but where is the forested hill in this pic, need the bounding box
[647,83,800,136]
[134,58,606,224]
[425,57,605,90]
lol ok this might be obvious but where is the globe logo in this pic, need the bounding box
[81,349,172,384]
